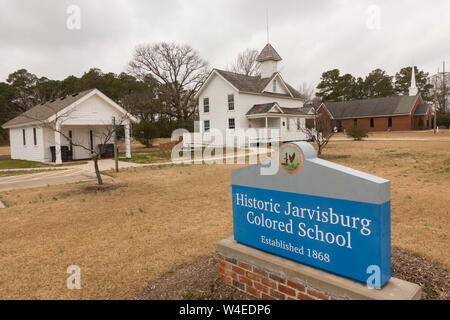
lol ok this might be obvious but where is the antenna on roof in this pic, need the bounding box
[266,8,270,44]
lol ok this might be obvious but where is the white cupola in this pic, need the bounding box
[257,43,282,78]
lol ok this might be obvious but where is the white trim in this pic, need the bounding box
[195,70,239,99]
[262,73,294,98]
[47,89,138,123]
[317,103,334,120]
[268,103,284,113]
[247,113,312,119]
[239,90,304,101]
[3,121,42,129]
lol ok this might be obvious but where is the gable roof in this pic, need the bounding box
[413,104,430,115]
[246,102,313,116]
[256,43,282,62]
[320,95,423,119]
[213,69,304,99]
[2,89,136,129]
[2,89,95,128]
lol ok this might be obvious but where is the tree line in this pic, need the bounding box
[314,67,434,102]
[1,44,449,145]
[0,42,210,145]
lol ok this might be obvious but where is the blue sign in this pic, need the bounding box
[232,142,391,287]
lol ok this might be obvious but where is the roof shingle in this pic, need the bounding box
[256,44,282,62]
[321,95,423,119]
[246,103,312,116]
[2,89,95,128]
[214,69,303,99]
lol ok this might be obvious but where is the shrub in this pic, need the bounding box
[132,120,159,147]
[346,126,369,141]
[437,113,450,129]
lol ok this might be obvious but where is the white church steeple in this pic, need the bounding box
[409,66,418,96]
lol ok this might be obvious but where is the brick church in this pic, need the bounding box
[317,67,432,132]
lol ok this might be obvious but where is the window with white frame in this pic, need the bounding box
[228,118,235,130]
[22,129,26,146]
[286,118,290,131]
[228,94,234,111]
[204,120,210,132]
[273,79,277,92]
[203,98,209,113]
[296,118,301,131]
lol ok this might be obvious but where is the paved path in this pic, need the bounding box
[0,168,98,192]
[0,147,271,191]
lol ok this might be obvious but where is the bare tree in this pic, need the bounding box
[428,71,450,113]
[128,42,209,128]
[298,82,315,101]
[22,106,130,185]
[302,110,335,156]
[228,48,260,76]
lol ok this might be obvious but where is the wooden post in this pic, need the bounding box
[113,117,119,172]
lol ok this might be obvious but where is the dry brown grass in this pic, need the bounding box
[0,139,449,299]
[333,130,450,140]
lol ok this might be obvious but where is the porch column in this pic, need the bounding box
[55,122,62,164]
[125,120,131,158]
[265,117,268,129]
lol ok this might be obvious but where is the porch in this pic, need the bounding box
[247,114,312,143]
[48,121,132,164]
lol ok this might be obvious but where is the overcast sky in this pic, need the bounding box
[1,0,449,90]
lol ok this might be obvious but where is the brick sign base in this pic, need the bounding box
[217,237,422,300]
[218,252,335,300]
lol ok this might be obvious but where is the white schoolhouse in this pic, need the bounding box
[195,43,315,145]
[2,89,136,164]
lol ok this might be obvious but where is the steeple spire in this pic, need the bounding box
[409,66,418,96]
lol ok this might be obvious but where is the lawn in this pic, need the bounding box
[0,159,52,169]
[0,139,448,299]
[119,145,249,164]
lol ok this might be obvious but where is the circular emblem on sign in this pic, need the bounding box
[279,144,303,175]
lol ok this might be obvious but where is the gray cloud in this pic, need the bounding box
[0,0,449,89]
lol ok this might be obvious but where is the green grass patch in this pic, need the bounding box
[119,147,248,164]
[0,159,51,169]
[119,148,172,164]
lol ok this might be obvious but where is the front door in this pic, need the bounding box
[71,127,92,160]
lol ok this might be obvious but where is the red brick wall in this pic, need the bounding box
[320,98,431,132]
[341,115,413,132]
[218,253,341,300]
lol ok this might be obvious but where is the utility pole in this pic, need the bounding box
[434,77,438,134]
[438,61,450,113]
[443,61,446,113]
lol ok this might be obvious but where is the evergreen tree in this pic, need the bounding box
[363,69,395,98]
[395,66,433,101]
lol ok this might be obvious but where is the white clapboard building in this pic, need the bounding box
[2,89,137,164]
[194,43,315,146]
